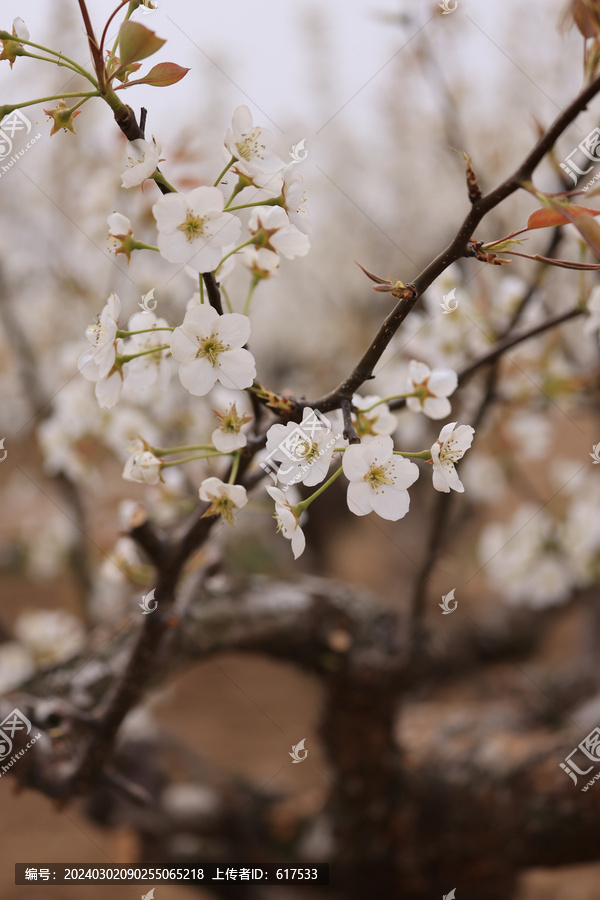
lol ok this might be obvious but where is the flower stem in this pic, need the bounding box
[162,452,224,467]
[151,444,215,456]
[215,238,255,272]
[228,451,241,484]
[152,171,178,193]
[356,393,415,413]
[393,450,432,460]
[116,327,174,337]
[243,275,260,316]
[227,197,282,212]
[214,157,235,188]
[116,344,170,364]
[295,466,344,514]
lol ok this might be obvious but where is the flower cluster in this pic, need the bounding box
[73,103,476,561]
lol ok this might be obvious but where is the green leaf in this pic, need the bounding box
[131,62,190,87]
[117,21,166,67]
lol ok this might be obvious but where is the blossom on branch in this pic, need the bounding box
[248,206,310,259]
[122,439,163,484]
[266,486,306,559]
[199,477,247,526]
[342,434,419,520]
[430,422,475,493]
[121,136,161,188]
[406,360,458,420]
[170,305,256,396]
[153,186,241,272]
[225,105,284,177]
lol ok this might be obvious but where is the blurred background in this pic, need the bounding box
[2,0,600,897]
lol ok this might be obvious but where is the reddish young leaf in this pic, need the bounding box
[131,62,190,87]
[118,21,166,67]
[526,205,600,230]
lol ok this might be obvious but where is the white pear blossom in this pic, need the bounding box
[584,286,600,335]
[170,305,256,396]
[281,164,312,235]
[352,394,397,438]
[212,403,252,452]
[78,293,124,408]
[79,292,120,377]
[479,505,571,608]
[123,311,171,392]
[224,105,284,177]
[0,643,34,693]
[242,247,280,279]
[431,422,475,493]
[153,186,241,272]
[342,434,419,520]
[265,408,340,487]
[121,136,161,188]
[406,360,458,420]
[122,439,163,484]
[14,610,85,665]
[248,206,310,259]
[199,476,247,525]
[266,486,306,559]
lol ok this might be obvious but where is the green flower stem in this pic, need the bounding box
[357,393,416,413]
[243,275,260,316]
[295,466,344,515]
[226,197,282,213]
[214,157,235,188]
[116,344,170,364]
[12,38,99,85]
[228,451,241,484]
[2,92,100,115]
[131,240,159,252]
[222,285,233,314]
[393,450,432,460]
[162,452,224,467]
[224,181,246,209]
[152,171,178,193]
[215,238,255,272]
[116,327,174,338]
[151,444,215,456]
[199,275,205,304]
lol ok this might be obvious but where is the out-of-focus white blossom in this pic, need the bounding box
[14,610,85,666]
[406,360,458,420]
[0,643,34,693]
